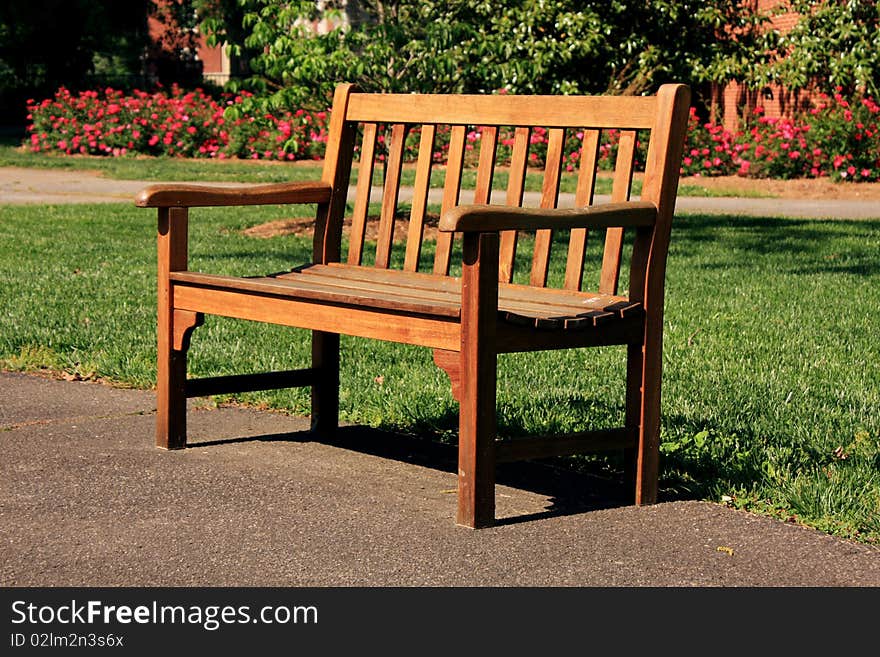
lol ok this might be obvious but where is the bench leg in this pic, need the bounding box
[457,232,498,528]
[311,330,339,436]
[624,342,642,500]
[457,341,496,528]
[628,334,662,505]
[156,339,188,450]
[156,207,190,450]
[436,346,495,527]
[156,310,202,449]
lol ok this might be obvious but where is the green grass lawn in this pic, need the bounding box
[1,198,877,543]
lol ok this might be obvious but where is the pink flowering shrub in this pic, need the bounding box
[223,106,328,161]
[736,109,819,179]
[680,107,742,177]
[25,86,880,182]
[26,86,328,161]
[681,90,880,182]
[802,90,880,182]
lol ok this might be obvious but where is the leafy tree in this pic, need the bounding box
[148,0,204,87]
[0,1,149,124]
[207,0,771,115]
[196,0,261,80]
[762,0,880,97]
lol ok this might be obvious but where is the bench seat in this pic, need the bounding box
[171,263,644,330]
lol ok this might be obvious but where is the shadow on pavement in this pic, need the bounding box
[189,424,633,526]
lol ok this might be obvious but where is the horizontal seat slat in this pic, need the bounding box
[323,262,459,292]
[172,266,642,331]
[297,270,613,328]
[170,271,461,318]
[277,269,461,306]
[316,264,642,317]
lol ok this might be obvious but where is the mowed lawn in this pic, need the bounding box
[1,196,878,543]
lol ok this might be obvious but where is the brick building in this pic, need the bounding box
[714,0,811,131]
[147,1,230,86]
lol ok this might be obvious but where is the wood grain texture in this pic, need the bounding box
[347,122,378,266]
[474,125,498,204]
[315,83,357,265]
[136,181,331,208]
[564,129,601,291]
[172,284,461,351]
[499,126,531,283]
[600,129,637,295]
[530,127,565,287]
[171,271,461,317]
[457,232,499,528]
[433,124,466,275]
[375,123,407,269]
[347,92,658,128]
[156,207,189,450]
[439,202,656,233]
[404,124,436,272]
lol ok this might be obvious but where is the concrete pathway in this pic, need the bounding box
[1,371,878,586]
[2,166,880,218]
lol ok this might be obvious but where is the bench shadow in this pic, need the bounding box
[188,424,633,525]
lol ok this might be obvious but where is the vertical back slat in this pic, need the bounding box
[599,129,637,294]
[403,124,436,272]
[374,123,407,269]
[563,129,601,290]
[529,127,565,287]
[474,126,498,204]
[315,83,357,265]
[347,122,378,266]
[611,130,638,201]
[433,124,467,275]
[499,126,530,283]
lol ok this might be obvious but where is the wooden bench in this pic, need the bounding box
[136,83,691,528]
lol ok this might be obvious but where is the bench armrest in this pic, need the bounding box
[135,181,333,208]
[438,201,657,233]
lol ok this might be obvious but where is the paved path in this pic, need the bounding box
[2,166,880,218]
[0,166,147,205]
[1,371,878,586]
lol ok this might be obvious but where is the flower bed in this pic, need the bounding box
[27,86,328,161]
[26,86,880,181]
[681,90,880,182]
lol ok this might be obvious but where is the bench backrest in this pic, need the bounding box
[315,83,690,296]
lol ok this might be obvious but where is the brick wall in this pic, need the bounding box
[719,0,817,131]
[148,0,228,83]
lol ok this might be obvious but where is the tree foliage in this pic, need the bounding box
[0,1,148,123]
[197,0,261,78]
[210,0,772,114]
[761,0,880,97]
